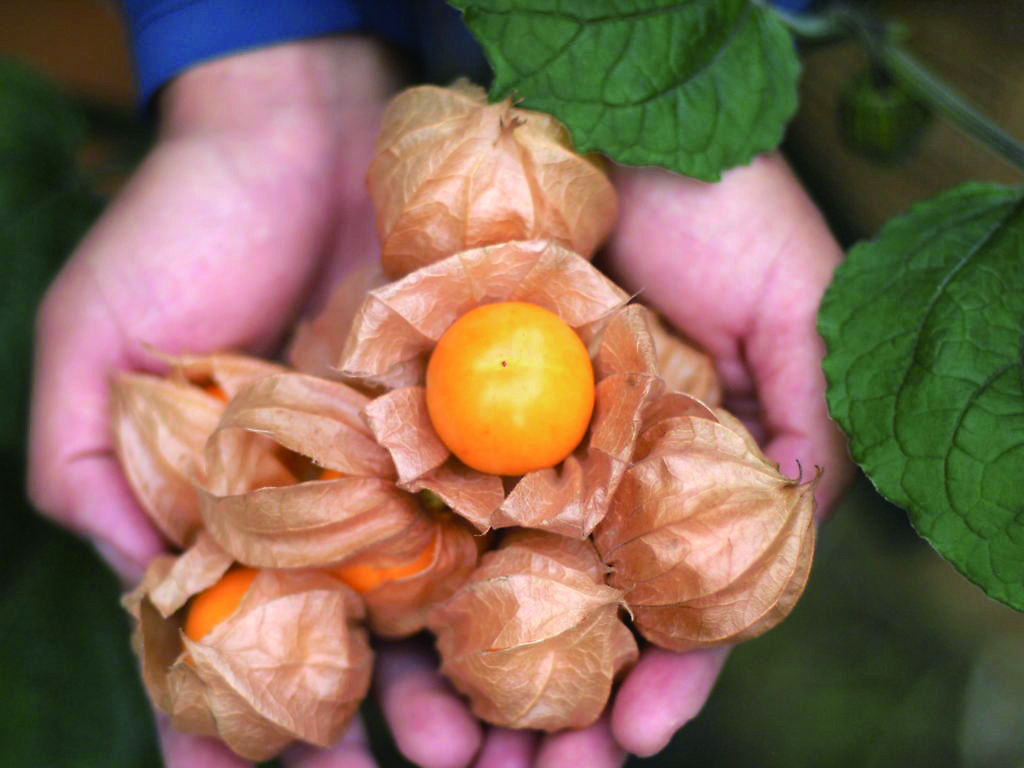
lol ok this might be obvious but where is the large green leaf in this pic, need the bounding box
[820,183,1024,611]
[449,0,800,181]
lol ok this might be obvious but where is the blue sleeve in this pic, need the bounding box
[119,1,418,105]
[122,0,816,107]
[770,0,815,11]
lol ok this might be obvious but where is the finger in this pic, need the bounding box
[473,727,537,768]
[158,715,251,768]
[29,269,165,583]
[605,158,790,388]
[284,716,377,768]
[751,290,854,518]
[58,454,164,585]
[375,640,482,768]
[611,646,728,757]
[742,221,854,517]
[750,311,852,517]
[535,714,623,768]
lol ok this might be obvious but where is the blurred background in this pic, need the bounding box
[2,1,1023,767]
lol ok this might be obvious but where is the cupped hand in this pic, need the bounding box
[596,154,856,762]
[29,36,398,582]
[608,154,853,515]
[27,36,414,768]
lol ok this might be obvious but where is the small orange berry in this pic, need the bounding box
[199,382,229,402]
[333,539,437,593]
[425,301,595,476]
[184,567,258,643]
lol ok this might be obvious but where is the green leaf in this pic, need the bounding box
[0,505,160,768]
[449,0,800,181]
[819,183,1024,611]
[0,58,102,457]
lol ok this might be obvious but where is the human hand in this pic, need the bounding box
[29,35,401,581]
[607,153,853,516]
[593,152,856,759]
[27,35,407,768]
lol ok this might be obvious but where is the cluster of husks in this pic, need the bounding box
[115,82,817,759]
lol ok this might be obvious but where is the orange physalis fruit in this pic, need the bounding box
[200,382,229,402]
[184,567,258,642]
[425,301,595,476]
[333,538,438,593]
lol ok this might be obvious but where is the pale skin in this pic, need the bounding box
[27,35,853,768]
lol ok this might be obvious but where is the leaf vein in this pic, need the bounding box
[944,361,1018,515]
[891,198,1024,458]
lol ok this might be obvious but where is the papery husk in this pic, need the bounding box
[167,353,287,399]
[374,306,666,537]
[361,384,506,531]
[205,373,394,486]
[491,304,664,537]
[403,459,508,534]
[337,239,628,390]
[111,354,283,547]
[369,81,618,278]
[111,374,221,546]
[289,263,388,382]
[342,510,483,638]
[124,539,372,760]
[647,314,721,406]
[123,531,235,620]
[200,372,424,568]
[341,245,661,537]
[428,530,637,731]
[593,393,817,652]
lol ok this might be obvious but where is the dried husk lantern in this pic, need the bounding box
[122,533,372,760]
[110,354,285,547]
[593,393,818,651]
[368,80,618,278]
[428,530,637,730]
[330,497,485,638]
[198,371,419,568]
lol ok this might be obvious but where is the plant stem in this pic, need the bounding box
[774,2,1024,175]
[770,6,846,41]
[873,46,1024,173]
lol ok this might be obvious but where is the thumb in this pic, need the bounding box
[29,260,165,585]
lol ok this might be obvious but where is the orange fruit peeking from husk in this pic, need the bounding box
[333,537,438,593]
[184,567,258,642]
[425,301,595,476]
[199,382,229,402]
